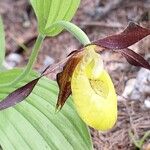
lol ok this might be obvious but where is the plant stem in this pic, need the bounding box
[0,21,89,87]
[47,21,91,46]
[138,131,150,148]
[0,34,45,87]
[129,131,141,148]
[0,16,5,68]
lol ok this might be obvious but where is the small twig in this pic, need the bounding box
[10,35,29,52]
[80,21,123,28]
[9,32,37,51]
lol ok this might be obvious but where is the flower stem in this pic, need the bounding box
[0,34,45,87]
[48,21,91,46]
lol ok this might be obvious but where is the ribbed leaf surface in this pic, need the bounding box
[30,0,80,36]
[0,69,92,150]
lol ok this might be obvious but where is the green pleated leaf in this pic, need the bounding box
[0,69,93,150]
[30,0,80,36]
[0,16,5,67]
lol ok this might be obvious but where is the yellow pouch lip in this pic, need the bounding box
[71,46,117,130]
[71,69,117,130]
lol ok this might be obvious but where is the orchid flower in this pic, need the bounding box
[55,22,150,130]
[0,22,150,131]
[71,45,117,130]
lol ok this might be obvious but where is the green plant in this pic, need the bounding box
[0,1,93,149]
[129,130,150,149]
[0,0,150,150]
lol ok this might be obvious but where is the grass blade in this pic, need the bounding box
[0,16,5,67]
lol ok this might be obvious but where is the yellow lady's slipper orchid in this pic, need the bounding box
[0,20,149,133]
[71,45,117,131]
